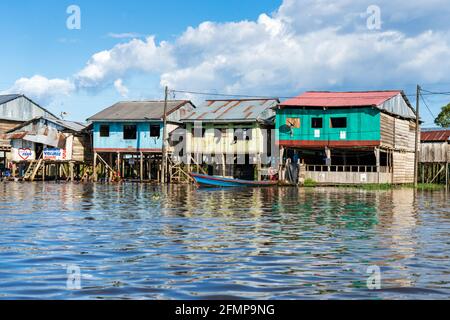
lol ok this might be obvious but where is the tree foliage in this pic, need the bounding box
[435,103,450,128]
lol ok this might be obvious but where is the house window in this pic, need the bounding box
[100,125,110,137]
[330,117,347,128]
[311,118,323,129]
[150,124,161,137]
[286,118,300,129]
[123,125,137,140]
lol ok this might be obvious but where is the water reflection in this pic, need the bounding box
[0,183,448,299]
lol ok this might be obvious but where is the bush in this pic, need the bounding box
[304,178,317,187]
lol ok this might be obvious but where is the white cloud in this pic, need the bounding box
[2,75,75,104]
[75,36,175,88]
[114,79,129,97]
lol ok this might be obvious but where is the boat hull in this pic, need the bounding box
[191,173,277,188]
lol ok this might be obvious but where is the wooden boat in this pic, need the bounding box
[190,173,278,188]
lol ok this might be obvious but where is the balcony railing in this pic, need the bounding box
[304,165,391,173]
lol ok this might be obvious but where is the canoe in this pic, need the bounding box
[190,173,278,188]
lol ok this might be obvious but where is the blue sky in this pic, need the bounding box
[1,0,450,126]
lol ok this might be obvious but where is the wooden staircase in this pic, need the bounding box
[23,158,44,181]
[168,156,195,184]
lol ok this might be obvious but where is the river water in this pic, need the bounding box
[0,182,448,300]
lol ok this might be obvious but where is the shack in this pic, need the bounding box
[0,94,59,175]
[276,91,418,185]
[87,100,196,182]
[181,99,279,181]
[420,128,449,185]
[6,116,91,181]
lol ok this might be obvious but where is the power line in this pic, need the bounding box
[420,88,450,96]
[420,93,436,120]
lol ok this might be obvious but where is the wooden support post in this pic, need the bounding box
[375,148,380,184]
[140,152,144,182]
[325,147,331,172]
[446,161,449,191]
[279,146,285,181]
[93,152,98,182]
[161,86,169,184]
[69,162,75,182]
[257,153,262,181]
[414,85,420,188]
[117,152,121,179]
[109,153,113,182]
[122,154,125,179]
[42,162,46,182]
[221,154,226,177]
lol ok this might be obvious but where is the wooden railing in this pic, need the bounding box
[304,165,391,173]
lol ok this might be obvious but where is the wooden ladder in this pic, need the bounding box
[168,156,195,184]
[23,158,44,181]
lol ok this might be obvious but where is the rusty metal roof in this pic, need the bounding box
[182,99,279,123]
[421,129,450,142]
[87,100,193,121]
[280,91,416,119]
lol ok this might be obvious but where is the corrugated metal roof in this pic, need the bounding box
[182,99,278,123]
[281,91,402,107]
[6,116,86,134]
[87,100,192,121]
[52,119,86,132]
[421,129,450,142]
[0,94,21,105]
[280,91,415,120]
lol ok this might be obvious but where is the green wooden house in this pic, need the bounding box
[276,91,418,185]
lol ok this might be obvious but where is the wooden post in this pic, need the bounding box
[69,162,74,182]
[375,148,380,184]
[140,152,144,182]
[256,153,262,181]
[93,152,98,182]
[446,161,448,191]
[116,152,121,179]
[325,147,331,172]
[414,85,420,188]
[122,154,125,179]
[161,86,169,184]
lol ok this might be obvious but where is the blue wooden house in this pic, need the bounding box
[87,100,195,181]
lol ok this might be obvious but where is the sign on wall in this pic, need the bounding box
[18,148,33,160]
[43,148,67,161]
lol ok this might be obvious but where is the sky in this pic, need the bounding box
[1,0,450,126]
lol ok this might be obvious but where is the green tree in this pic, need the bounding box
[435,103,450,128]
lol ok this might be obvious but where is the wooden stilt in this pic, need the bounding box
[93,152,98,182]
[140,152,144,182]
[69,162,75,182]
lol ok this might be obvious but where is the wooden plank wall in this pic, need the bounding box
[380,113,395,148]
[393,151,415,183]
[72,135,93,162]
[394,118,416,152]
[380,113,417,152]
[420,142,449,163]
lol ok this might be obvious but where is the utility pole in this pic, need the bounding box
[414,85,421,189]
[161,86,169,184]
